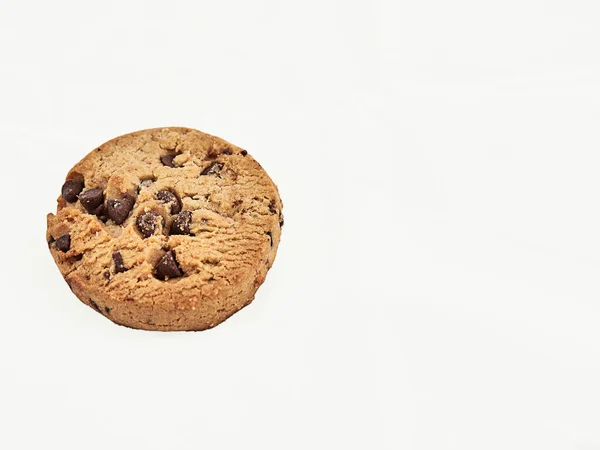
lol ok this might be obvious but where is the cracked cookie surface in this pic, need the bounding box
[47,127,283,331]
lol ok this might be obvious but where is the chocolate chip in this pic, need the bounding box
[279,216,284,227]
[155,250,182,280]
[161,155,176,167]
[241,150,248,156]
[56,234,71,252]
[136,211,163,238]
[103,271,110,280]
[107,195,135,225]
[266,231,273,246]
[62,179,84,203]
[205,147,219,160]
[89,299,101,313]
[156,190,181,214]
[223,148,233,155]
[104,307,111,314]
[79,189,104,215]
[171,211,193,235]
[200,162,223,176]
[138,179,154,192]
[269,200,277,214]
[113,251,128,273]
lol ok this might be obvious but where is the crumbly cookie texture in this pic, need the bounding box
[47,127,283,331]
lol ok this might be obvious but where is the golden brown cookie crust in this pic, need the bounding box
[47,127,283,331]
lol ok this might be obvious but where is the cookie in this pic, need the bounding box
[47,127,283,331]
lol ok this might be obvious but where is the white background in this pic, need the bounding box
[1,1,600,449]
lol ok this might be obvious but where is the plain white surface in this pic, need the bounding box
[1,1,600,448]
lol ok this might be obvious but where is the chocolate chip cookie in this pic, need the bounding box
[47,127,283,331]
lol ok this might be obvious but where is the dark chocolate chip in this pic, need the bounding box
[56,234,71,252]
[89,298,101,313]
[241,150,248,156]
[107,195,135,225]
[269,200,277,214]
[161,155,176,167]
[200,162,223,176]
[79,189,104,214]
[73,253,83,261]
[103,271,110,280]
[113,251,128,273]
[156,190,181,214]
[138,179,154,192]
[136,211,163,238]
[171,211,193,235]
[279,216,284,227]
[155,250,182,280]
[62,179,84,203]
[266,231,273,246]
[223,148,233,155]
[48,236,55,247]
[104,307,111,314]
[205,147,219,160]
